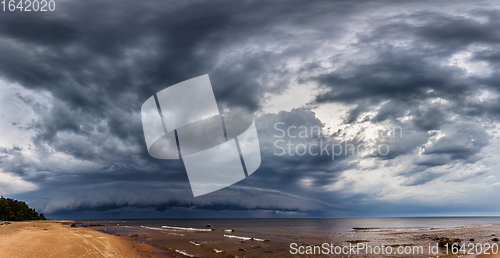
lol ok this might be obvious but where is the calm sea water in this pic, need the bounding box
[80,217,500,233]
[74,217,500,257]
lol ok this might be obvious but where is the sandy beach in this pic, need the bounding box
[1,218,500,257]
[0,221,155,258]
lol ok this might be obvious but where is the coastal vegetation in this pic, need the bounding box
[0,196,46,221]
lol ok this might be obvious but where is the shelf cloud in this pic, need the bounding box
[1,0,500,218]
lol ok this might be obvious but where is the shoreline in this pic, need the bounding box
[0,220,157,258]
[1,218,500,257]
[86,218,500,258]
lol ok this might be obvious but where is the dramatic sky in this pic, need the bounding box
[1,0,500,219]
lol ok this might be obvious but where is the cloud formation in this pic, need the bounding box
[1,0,500,218]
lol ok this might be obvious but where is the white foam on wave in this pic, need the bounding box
[224,234,251,240]
[224,234,268,241]
[351,227,434,232]
[175,249,195,257]
[214,249,224,253]
[141,226,167,231]
[162,225,214,232]
[140,227,188,236]
[166,232,185,236]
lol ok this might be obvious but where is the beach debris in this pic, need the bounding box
[81,224,104,227]
[346,240,370,244]
[438,238,448,247]
[214,249,224,253]
[470,239,474,241]
[351,227,380,231]
[420,235,439,240]
[70,223,77,228]
[492,238,499,241]
[238,248,248,251]
[205,224,213,228]
[128,234,139,237]
[437,237,461,248]
[189,241,201,246]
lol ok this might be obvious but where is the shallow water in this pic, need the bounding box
[74,217,500,257]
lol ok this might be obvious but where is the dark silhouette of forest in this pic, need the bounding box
[0,196,46,221]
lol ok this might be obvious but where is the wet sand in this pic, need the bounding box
[101,225,283,257]
[94,220,500,258]
[0,220,155,258]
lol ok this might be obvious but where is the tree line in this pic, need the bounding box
[0,196,47,221]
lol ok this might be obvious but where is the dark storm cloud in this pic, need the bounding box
[0,0,499,217]
[255,109,350,190]
[308,9,500,175]
[0,0,356,112]
[0,0,362,216]
[312,9,500,110]
[415,11,500,49]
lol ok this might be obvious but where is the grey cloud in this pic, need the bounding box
[422,122,489,161]
[1,0,500,218]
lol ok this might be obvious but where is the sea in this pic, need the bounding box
[73,217,500,257]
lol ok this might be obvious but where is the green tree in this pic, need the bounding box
[0,196,47,221]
